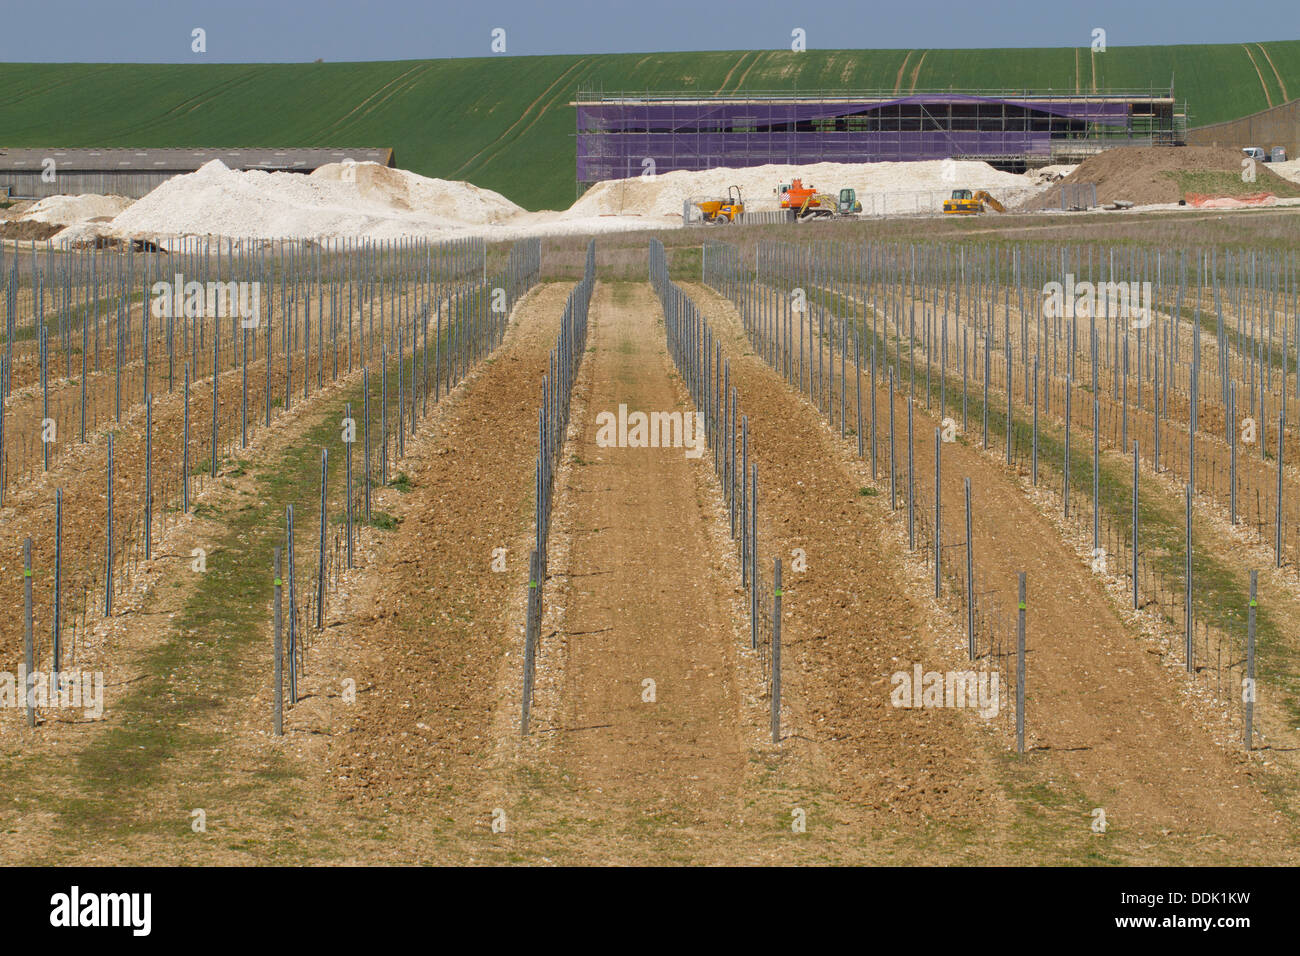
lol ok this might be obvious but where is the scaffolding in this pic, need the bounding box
[573,89,1187,190]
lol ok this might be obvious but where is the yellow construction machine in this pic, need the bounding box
[942,189,1006,215]
[696,185,745,223]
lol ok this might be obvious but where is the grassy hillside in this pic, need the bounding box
[1,41,1297,210]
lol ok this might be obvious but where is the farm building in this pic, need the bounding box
[0,147,394,200]
[573,89,1187,188]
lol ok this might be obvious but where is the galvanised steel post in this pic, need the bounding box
[212,308,219,478]
[521,549,539,736]
[1132,441,1139,609]
[1065,378,1072,518]
[346,403,354,569]
[274,547,283,737]
[24,537,34,728]
[1245,570,1257,750]
[772,557,782,745]
[750,464,758,651]
[965,478,974,661]
[889,368,897,511]
[363,366,372,523]
[1093,400,1100,553]
[1185,484,1193,674]
[106,433,114,616]
[1277,411,1285,568]
[1229,386,1239,523]
[53,487,61,683]
[741,416,749,588]
[1032,355,1039,486]
[145,393,152,559]
[907,398,915,551]
[1017,571,1026,755]
[287,504,297,704]
[183,362,190,513]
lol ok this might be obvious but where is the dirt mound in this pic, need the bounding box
[0,199,34,220]
[0,219,63,240]
[21,193,133,224]
[1061,146,1300,206]
[309,161,524,223]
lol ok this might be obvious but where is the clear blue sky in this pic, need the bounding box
[1,0,1294,62]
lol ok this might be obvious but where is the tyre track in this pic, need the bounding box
[1243,45,1275,108]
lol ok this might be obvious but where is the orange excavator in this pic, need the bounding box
[778,179,861,221]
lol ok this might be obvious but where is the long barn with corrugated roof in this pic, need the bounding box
[0,147,394,200]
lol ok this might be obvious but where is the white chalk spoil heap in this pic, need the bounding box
[104,160,525,241]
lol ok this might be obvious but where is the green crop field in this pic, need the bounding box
[1,40,1297,210]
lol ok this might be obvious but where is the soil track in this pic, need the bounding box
[535,282,750,833]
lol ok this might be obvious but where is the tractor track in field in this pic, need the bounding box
[716,52,754,95]
[1255,44,1289,102]
[1242,45,1275,109]
[893,52,912,95]
[311,62,434,141]
[454,58,591,179]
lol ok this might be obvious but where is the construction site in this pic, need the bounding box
[1,3,1300,923]
[573,88,1187,184]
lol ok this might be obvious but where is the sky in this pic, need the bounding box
[0,0,1295,62]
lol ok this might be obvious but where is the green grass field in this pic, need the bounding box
[1,40,1297,210]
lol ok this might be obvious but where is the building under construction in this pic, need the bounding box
[573,89,1187,189]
